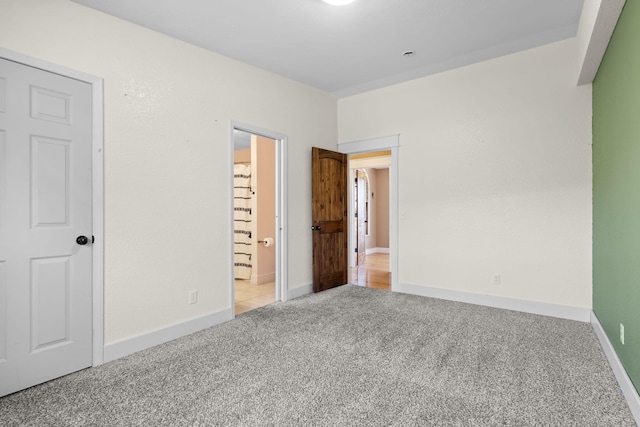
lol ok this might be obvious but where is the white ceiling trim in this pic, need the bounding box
[576,0,626,85]
[335,24,578,98]
[71,0,585,98]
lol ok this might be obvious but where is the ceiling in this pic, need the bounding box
[234,130,252,151]
[71,0,585,98]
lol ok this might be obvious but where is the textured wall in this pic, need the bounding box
[339,38,592,308]
[593,0,640,394]
[0,0,337,345]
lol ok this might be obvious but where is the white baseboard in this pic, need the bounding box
[591,312,640,423]
[103,308,233,363]
[251,272,276,285]
[365,247,389,255]
[396,282,591,322]
[287,282,313,300]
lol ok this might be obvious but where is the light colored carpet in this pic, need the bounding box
[0,285,636,426]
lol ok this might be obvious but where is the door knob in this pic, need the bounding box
[76,235,89,245]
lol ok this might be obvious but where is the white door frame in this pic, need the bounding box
[349,159,391,268]
[0,48,105,366]
[230,121,288,313]
[338,135,399,291]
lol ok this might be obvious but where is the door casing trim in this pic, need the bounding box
[230,121,288,312]
[0,48,105,366]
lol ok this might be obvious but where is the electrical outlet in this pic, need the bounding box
[620,323,625,345]
[493,275,501,286]
[189,290,198,305]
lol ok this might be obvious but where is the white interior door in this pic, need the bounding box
[0,58,93,397]
[356,170,366,265]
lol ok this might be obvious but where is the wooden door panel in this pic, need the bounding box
[318,220,343,234]
[312,147,348,293]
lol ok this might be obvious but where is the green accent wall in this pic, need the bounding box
[593,1,640,395]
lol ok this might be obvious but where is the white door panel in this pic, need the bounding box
[357,170,366,265]
[0,57,92,397]
[0,260,7,367]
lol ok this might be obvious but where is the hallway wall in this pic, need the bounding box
[375,168,390,249]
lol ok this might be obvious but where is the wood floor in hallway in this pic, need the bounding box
[349,252,390,290]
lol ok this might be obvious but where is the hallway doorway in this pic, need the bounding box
[338,135,398,291]
[231,124,287,315]
[348,151,391,290]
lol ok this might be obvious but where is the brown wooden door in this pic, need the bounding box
[312,147,348,293]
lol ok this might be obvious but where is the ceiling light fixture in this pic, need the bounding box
[322,0,356,5]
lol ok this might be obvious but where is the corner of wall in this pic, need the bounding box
[591,312,640,423]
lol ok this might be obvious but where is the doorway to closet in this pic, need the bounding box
[349,151,391,291]
[232,126,285,314]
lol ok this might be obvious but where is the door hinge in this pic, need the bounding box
[92,235,95,244]
[355,212,358,218]
[355,247,358,253]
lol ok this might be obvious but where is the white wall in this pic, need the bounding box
[363,168,377,250]
[0,0,336,345]
[338,38,592,309]
[361,167,390,251]
[375,168,390,249]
